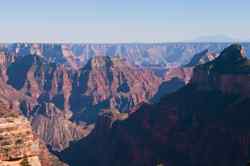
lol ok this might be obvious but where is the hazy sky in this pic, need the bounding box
[1,0,250,42]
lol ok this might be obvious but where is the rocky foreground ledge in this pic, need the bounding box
[0,115,41,166]
[0,105,67,166]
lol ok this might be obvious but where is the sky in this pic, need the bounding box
[0,0,250,43]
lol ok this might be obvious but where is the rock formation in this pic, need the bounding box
[5,54,87,151]
[185,49,217,67]
[0,103,66,166]
[70,56,162,123]
[31,102,93,151]
[60,44,250,166]
[0,43,223,153]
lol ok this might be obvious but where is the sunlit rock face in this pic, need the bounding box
[0,104,67,166]
[0,105,41,166]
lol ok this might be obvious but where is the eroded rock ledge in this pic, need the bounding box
[0,115,41,166]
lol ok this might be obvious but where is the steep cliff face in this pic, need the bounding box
[4,54,88,151]
[7,54,72,110]
[0,114,41,166]
[0,104,66,166]
[60,44,250,166]
[0,51,16,82]
[70,56,162,123]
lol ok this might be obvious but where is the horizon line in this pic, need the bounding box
[0,41,249,44]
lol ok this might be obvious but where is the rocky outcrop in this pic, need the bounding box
[185,49,217,67]
[191,44,250,95]
[0,114,41,166]
[60,44,250,166]
[0,104,67,166]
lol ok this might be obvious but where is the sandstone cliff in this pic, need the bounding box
[0,104,66,166]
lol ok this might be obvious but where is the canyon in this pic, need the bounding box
[60,44,250,166]
[0,43,249,166]
[0,43,217,152]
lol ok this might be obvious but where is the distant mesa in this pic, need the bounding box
[192,35,238,43]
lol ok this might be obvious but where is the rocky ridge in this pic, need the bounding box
[60,44,250,166]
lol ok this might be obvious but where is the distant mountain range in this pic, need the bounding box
[191,35,249,43]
